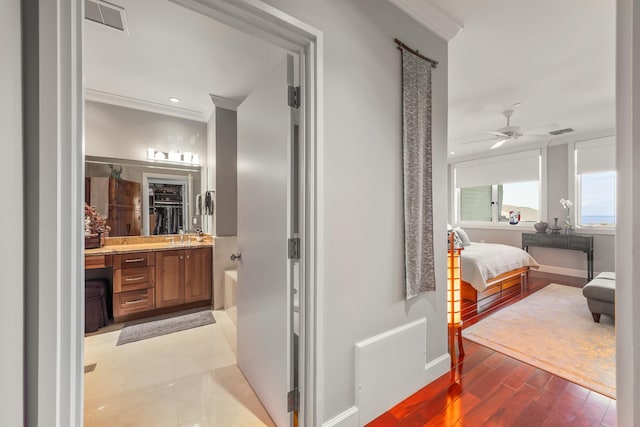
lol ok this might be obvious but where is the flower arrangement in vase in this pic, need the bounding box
[560,198,574,234]
[84,203,111,248]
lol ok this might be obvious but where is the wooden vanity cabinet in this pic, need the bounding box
[185,247,213,303]
[86,245,212,323]
[112,252,155,319]
[155,247,212,308]
[155,249,186,308]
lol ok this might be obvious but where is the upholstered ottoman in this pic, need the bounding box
[582,272,615,323]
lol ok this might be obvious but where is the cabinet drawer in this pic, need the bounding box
[85,255,112,269]
[113,288,155,318]
[113,252,155,269]
[114,266,155,292]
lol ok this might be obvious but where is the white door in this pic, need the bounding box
[237,54,295,427]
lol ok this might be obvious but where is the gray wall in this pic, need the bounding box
[85,100,207,162]
[215,107,238,236]
[456,143,616,274]
[1,0,23,424]
[262,0,449,421]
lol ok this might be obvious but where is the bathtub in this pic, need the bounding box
[223,270,237,326]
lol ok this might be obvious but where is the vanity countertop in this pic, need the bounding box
[85,235,213,256]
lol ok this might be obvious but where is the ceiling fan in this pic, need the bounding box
[484,109,522,149]
[459,109,525,150]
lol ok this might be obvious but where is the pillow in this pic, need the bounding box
[453,227,471,246]
[447,229,463,249]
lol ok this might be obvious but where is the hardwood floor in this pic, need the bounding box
[366,271,616,427]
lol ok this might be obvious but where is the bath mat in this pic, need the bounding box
[117,310,216,345]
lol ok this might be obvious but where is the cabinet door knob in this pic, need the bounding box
[230,253,242,261]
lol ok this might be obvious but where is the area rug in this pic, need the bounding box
[462,284,615,398]
[117,310,216,346]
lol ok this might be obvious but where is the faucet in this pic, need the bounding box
[179,228,184,244]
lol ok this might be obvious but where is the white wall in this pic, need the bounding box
[1,0,23,424]
[263,0,449,422]
[85,100,207,162]
[615,0,640,424]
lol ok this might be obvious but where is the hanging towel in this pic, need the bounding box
[195,193,202,216]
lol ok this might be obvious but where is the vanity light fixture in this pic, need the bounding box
[147,148,200,165]
[169,97,180,103]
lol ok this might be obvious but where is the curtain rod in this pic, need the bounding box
[394,38,438,68]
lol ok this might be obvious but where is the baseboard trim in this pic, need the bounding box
[321,354,450,427]
[322,406,359,427]
[424,352,451,382]
[537,264,589,279]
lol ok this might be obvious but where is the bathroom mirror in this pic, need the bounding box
[85,155,205,236]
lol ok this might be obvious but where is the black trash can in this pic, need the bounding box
[85,279,109,333]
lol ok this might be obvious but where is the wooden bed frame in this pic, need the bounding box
[461,267,530,321]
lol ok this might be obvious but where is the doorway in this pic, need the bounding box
[24,1,322,426]
[82,1,316,426]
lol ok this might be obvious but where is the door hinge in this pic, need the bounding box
[287,388,300,412]
[288,85,300,109]
[288,237,300,260]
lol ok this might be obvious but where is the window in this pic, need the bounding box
[454,150,542,224]
[573,137,616,227]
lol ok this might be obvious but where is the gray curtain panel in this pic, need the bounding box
[401,49,436,299]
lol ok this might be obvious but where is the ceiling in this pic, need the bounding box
[84,0,287,121]
[429,0,616,158]
[85,0,616,156]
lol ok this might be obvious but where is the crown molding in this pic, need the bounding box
[387,0,463,42]
[85,88,207,122]
[209,94,242,111]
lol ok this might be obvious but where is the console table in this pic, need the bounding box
[522,233,594,280]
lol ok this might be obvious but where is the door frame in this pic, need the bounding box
[142,173,191,235]
[24,0,323,425]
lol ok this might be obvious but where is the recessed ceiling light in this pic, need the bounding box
[169,97,180,103]
[450,151,455,155]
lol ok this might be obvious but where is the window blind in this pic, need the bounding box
[455,149,541,188]
[575,136,615,174]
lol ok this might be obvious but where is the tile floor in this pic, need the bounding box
[84,310,275,427]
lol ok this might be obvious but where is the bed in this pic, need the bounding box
[451,228,539,319]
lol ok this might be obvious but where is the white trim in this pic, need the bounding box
[424,352,451,375]
[1,0,23,423]
[540,146,548,225]
[85,87,207,122]
[322,406,359,427]
[537,264,588,279]
[210,93,242,111]
[386,0,463,42]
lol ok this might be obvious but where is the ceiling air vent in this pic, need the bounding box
[549,127,574,136]
[85,0,127,32]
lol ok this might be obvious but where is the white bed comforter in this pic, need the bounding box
[460,242,539,292]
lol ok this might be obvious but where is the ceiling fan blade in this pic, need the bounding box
[523,122,560,134]
[490,139,509,150]
[459,136,496,145]
[487,130,508,137]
